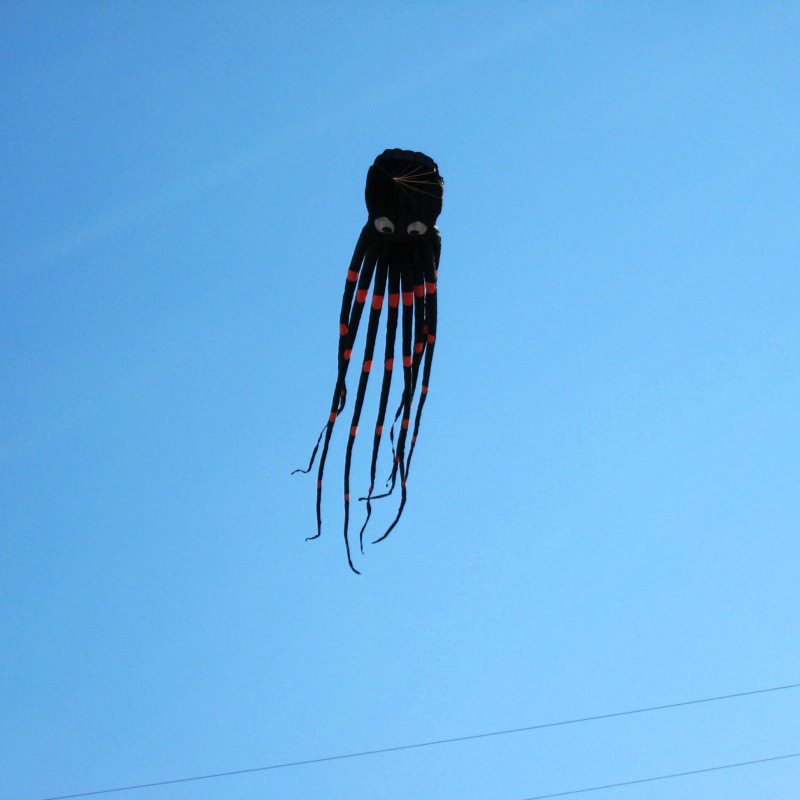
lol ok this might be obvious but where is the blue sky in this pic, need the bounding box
[2,2,799,798]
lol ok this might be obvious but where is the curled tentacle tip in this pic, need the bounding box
[371,529,392,545]
[305,533,321,542]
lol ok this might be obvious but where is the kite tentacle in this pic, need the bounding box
[372,246,426,502]
[372,255,415,543]
[410,246,428,390]
[373,238,438,545]
[341,250,389,572]
[292,227,371,478]
[308,235,378,541]
[358,254,400,552]
[401,239,438,482]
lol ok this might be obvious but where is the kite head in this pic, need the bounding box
[365,149,444,242]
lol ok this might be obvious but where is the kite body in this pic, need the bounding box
[295,149,444,572]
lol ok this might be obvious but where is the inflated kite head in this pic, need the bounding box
[365,149,444,242]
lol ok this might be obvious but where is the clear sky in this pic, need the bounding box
[2,2,799,799]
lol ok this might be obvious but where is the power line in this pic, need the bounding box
[39,680,800,800]
[519,752,800,799]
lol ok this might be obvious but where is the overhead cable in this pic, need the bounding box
[39,680,800,800]
[519,751,800,799]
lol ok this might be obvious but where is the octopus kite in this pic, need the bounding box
[295,149,444,573]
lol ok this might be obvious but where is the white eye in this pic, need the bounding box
[407,221,428,236]
[374,216,395,234]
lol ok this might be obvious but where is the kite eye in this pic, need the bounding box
[407,221,428,236]
[374,216,395,234]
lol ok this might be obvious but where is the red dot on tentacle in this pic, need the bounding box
[412,436,417,443]
[376,425,383,435]
[350,425,358,436]
[347,270,359,282]
[401,480,407,487]
[394,456,401,463]
[344,349,352,360]
[402,291,413,306]
[402,419,409,429]
[345,493,350,501]
[427,334,436,344]
[389,293,400,308]
[329,412,338,422]
[421,385,428,394]
[426,282,437,294]
[356,289,368,303]
[339,323,348,336]
[363,360,372,372]
[317,480,322,488]
[403,355,412,367]
[385,358,394,370]
[414,342,424,353]
[372,295,384,309]
[414,284,424,297]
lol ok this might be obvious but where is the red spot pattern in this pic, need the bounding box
[385,358,394,370]
[356,288,368,303]
[403,355,412,367]
[329,412,338,422]
[363,360,372,372]
[344,349,352,360]
[427,334,436,344]
[421,385,428,394]
[350,425,358,437]
[426,282,437,294]
[389,293,400,308]
[402,291,413,306]
[402,419,409,429]
[339,323,348,336]
[376,425,383,435]
[372,294,384,309]
[414,284,424,297]
[347,270,359,282]
[414,342,424,353]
